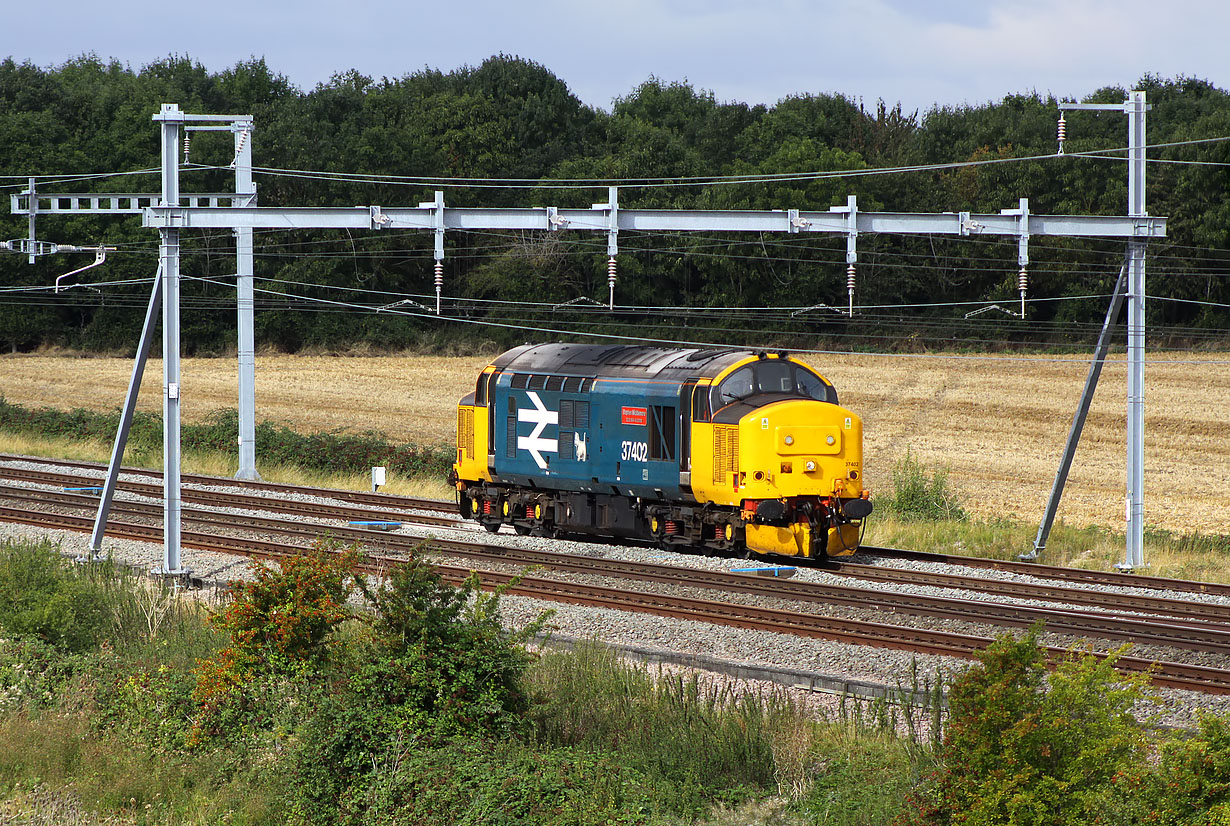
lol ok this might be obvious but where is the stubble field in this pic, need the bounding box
[2,349,1227,536]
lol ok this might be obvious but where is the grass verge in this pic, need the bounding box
[0,403,455,500]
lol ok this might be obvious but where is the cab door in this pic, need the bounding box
[679,379,697,489]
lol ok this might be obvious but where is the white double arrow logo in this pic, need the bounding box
[517,391,558,469]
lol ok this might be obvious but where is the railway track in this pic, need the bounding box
[0,465,459,528]
[3,469,1227,627]
[0,453,452,514]
[5,452,1227,601]
[4,488,1230,696]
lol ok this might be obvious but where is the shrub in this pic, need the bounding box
[1136,712,1230,825]
[349,556,547,738]
[191,539,358,744]
[899,625,1151,825]
[0,539,110,653]
[208,539,358,675]
[882,450,966,521]
[280,558,550,821]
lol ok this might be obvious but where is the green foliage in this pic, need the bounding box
[0,538,109,653]
[881,450,966,522]
[191,539,357,745]
[796,727,922,826]
[0,635,87,712]
[900,625,1151,826]
[527,641,788,816]
[1104,712,1230,826]
[351,737,670,826]
[281,560,552,820]
[349,557,545,736]
[4,57,1229,354]
[211,539,358,674]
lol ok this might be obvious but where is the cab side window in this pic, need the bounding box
[692,384,712,422]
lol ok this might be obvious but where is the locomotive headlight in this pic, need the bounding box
[805,460,817,472]
[784,435,794,446]
[826,435,836,446]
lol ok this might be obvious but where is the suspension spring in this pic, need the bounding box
[664,520,679,535]
[482,499,492,516]
[526,505,535,520]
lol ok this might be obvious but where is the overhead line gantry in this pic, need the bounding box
[8,99,1163,578]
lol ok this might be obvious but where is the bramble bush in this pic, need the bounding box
[191,539,358,744]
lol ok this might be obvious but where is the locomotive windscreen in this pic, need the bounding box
[711,361,835,411]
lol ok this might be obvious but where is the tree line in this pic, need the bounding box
[2,54,1227,354]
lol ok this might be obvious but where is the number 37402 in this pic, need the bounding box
[620,440,648,462]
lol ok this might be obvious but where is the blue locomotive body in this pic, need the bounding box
[452,343,872,557]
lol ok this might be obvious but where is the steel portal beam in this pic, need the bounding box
[137,204,1163,239]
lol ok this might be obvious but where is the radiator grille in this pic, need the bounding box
[457,408,475,459]
[712,425,739,484]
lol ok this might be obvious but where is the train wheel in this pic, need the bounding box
[513,524,532,536]
[482,521,501,534]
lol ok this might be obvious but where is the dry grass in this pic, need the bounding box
[0,352,490,446]
[800,350,1230,538]
[2,349,1228,537]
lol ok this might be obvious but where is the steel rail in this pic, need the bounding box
[0,453,452,513]
[0,466,459,528]
[5,452,1230,598]
[6,487,1230,660]
[18,483,1230,629]
[857,545,1230,599]
[2,503,1226,695]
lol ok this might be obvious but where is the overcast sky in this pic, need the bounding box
[6,0,1228,114]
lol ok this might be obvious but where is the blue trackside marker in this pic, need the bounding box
[348,521,402,531]
[732,566,797,578]
[64,486,103,494]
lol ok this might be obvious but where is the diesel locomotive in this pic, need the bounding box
[450,343,872,559]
